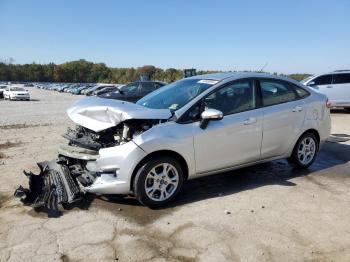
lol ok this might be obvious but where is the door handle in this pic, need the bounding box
[292,106,303,112]
[243,117,257,125]
[326,85,333,88]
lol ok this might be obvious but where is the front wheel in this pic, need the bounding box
[288,133,319,169]
[133,156,184,208]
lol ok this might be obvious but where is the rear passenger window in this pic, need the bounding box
[333,74,350,84]
[260,80,297,106]
[312,75,332,85]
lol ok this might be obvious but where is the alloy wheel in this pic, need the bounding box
[297,136,316,165]
[144,163,179,202]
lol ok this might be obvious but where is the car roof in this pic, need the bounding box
[307,70,350,80]
[188,71,297,83]
[333,70,350,73]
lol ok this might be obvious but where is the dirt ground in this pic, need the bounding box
[1,87,350,262]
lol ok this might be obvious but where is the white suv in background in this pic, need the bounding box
[302,70,350,111]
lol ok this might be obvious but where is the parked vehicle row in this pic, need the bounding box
[35,82,120,96]
[33,81,167,102]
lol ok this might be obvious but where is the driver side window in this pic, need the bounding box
[204,80,256,116]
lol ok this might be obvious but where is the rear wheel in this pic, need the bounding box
[133,156,184,208]
[288,133,319,169]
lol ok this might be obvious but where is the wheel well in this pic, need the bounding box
[303,129,320,144]
[130,150,189,192]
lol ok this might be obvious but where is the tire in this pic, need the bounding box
[288,132,319,169]
[133,156,184,208]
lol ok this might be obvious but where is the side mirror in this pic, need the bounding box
[200,109,223,129]
[307,81,316,86]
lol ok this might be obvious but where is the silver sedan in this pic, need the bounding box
[17,72,332,210]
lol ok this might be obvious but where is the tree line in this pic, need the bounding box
[0,59,310,84]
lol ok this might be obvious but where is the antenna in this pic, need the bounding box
[259,62,268,72]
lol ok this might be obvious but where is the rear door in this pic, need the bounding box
[331,73,350,103]
[259,79,307,159]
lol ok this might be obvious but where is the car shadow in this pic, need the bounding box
[171,137,350,207]
[86,134,350,214]
[35,134,349,220]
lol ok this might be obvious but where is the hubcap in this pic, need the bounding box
[297,136,316,165]
[144,163,179,202]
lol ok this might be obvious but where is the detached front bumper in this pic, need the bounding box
[14,160,81,216]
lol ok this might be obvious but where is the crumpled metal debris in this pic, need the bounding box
[14,160,81,217]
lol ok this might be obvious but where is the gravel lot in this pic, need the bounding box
[1,87,350,262]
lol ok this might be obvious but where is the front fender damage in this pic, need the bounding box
[14,160,81,217]
[14,97,171,217]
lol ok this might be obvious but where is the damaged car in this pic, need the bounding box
[15,72,331,213]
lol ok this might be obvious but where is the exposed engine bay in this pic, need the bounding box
[14,97,172,216]
[64,119,159,151]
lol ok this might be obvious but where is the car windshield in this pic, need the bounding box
[120,83,139,93]
[136,78,218,111]
[11,87,25,91]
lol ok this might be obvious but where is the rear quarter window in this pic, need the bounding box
[289,83,310,98]
[333,73,350,84]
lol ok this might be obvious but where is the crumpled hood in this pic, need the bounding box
[67,97,172,132]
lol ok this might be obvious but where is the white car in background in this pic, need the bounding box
[3,85,30,101]
[302,70,350,111]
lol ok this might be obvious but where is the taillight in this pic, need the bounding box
[326,98,332,108]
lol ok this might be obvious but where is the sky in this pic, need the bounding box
[0,0,349,74]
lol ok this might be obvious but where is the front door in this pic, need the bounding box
[193,80,263,174]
